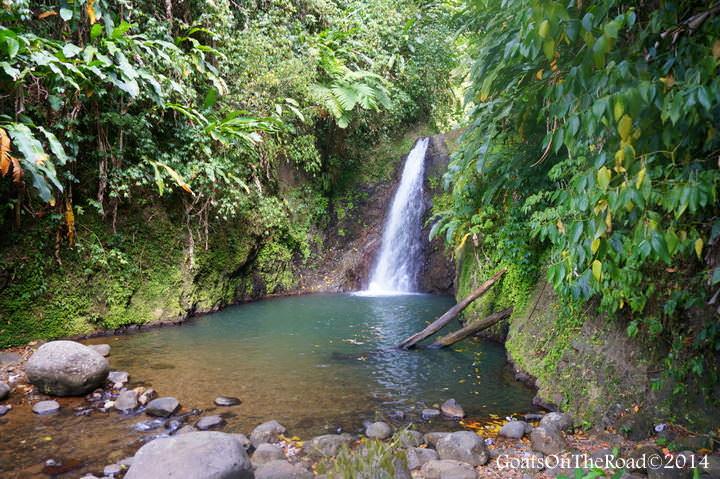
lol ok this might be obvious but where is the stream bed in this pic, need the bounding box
[0,293,537,477]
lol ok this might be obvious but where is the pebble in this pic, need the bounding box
[422,408,441,419]
[0,382,10,401]
[196,415,226,430]
[214,396,241,407]
[107,371,129,385]
[145,397,180,417]
[32,400,60,415]
[103,464,122,476]
[0,405,11,416]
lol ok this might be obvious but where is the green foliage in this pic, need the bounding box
[444,0,720,393]
[316,430,411,479]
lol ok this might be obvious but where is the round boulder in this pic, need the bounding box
[250,420,287,447]
[26,341,109,396]
[366,421,392,440]
[436,431,489,466]
[309,434,353,457]
[124,431,252,479]
[540,412,574,433]
[530,425,567,456]
[499,420,529,440]
[89,344,111,357]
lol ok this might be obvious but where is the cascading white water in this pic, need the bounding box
[365,137,429,294]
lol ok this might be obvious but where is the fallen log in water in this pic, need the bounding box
[397,268,507,350]
[426,307,513,349]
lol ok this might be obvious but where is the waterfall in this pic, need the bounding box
[365,137,429,294]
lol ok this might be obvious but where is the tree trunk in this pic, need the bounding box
[426,307,512,349]
[397,268,507,349]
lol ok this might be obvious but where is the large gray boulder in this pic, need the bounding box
[423,432,450,448]
[255,460,312,479]
[252,443,285,465]
[530,425,567,455]
[250,420,287,447]
[499,420,529,440]
[540,412,574,433]
[420,460,477,479]
[124,431,252,479]
[436,431,489,466]
[25,341,109,396]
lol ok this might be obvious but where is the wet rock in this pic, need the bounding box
[89,344,111,357]
[138,388,156,406]
[214,396,241,407]
[124,431,252,479]
[255,460,312,479]
[540,412,574,433]
[233,434,252,451]
[499,420,529,440]
[252,443,285,465]
[0,382,9,401]
[176,425,197,435]
[26,341,109,396]
[406,447,439,470]
[32,400,60,415]
[250,420,287,447]
[422,408,441,420]
[309,433,353,457]
[420,459,477,479]
[440,399,465,419]
[165,419,184,434]
[524,413,544,422]
[196,415,225,430]
[114,389,139,412]
[366,421,392,440]
[399,430,425,447]
[436,431,489,466]
[134,418,165,432]
[145,397,180,417]
[530,425,567,456]
[103,463,122,476]
[0,405,11,416]
[424,432,450,448]
[108,371,129,386]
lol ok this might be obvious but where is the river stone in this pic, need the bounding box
[104,464,122,476]
[197,415,225,430]
[436,431,489,466]
[252,443,285,465]
[440,398,465,419]
[0,382,9,401]
[422,408,441,420]
[32,400,60,415]
[26,341,109,396]
[0,405,11,416]
[406,447,439,470]
[124,431,252,479]
[499,420,528,439]
[115,389,139,412]
[420,459,477,479]
[530,425,567,455]
[145,397,180,417]
[399,430,425,447]
[108,371,129,386]
[309,433,353,457]
[89,344,111,357]
[366,421,392,440]
[255,460,312,479]
[176,425,198,435]
[424,432,450,448]
[540,412,574,433]
[214,396,241,407]
[250,420,287,447]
